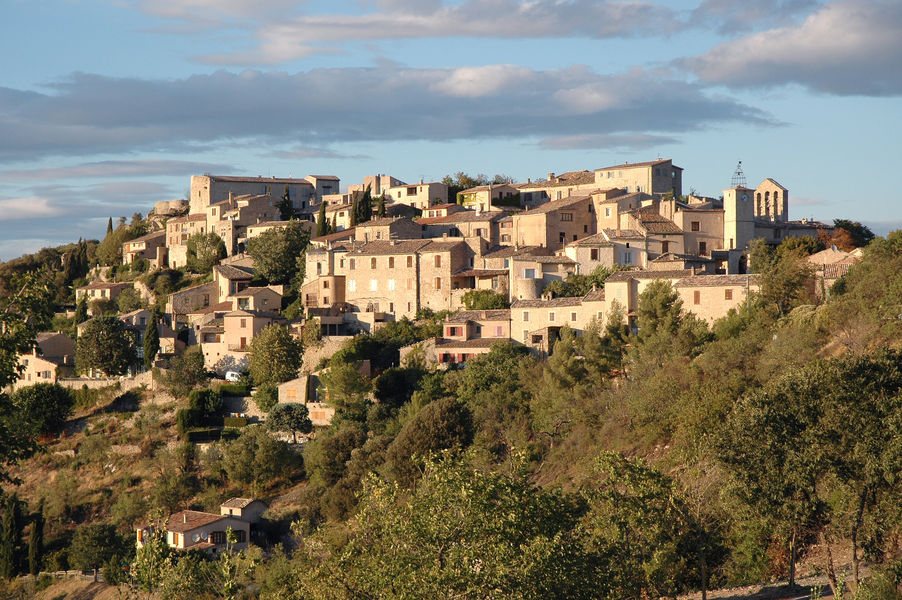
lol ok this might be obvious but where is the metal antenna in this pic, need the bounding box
[731,161,747,188]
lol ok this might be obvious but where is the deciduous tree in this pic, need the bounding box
[11,383,75,437]
[247,220,310,285]
[267,403,313,443]
[75,315,136,376]
[248,325,303,387]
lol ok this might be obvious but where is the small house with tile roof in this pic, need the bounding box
[220,498,267,524]
[593,158,682,198]
[122,230,166,267]
[512,195,596,251]
[13,332,76,390]
[137,504,252,554]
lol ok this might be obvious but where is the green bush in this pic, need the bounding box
[254,383,279,413]
[224,416,249,428]
[219,383,248,396]
[176,408,200,437]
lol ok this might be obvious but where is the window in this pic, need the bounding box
[388,257,394,268]
[502,234,511,243]
[605,207,611,217]
[434,255,441,268]
[407,278,414,290]
[699,241,707,255]
[583,225,589,233]
[523,329,529,340]
[725,289,733,300]
[348,280,357,292]
[622,251,632,265]
[549,311,555,322]
[434,277,442,290]
[240,319,246,328]
[212,531,226,545]
[317,262,322,275]
[371,257,377,269]
[559,232,566,244]
[523,311,529,322]
[661,241,669,253]
[524,268,536,279]
[349,259,356,270]
[691,221,700,232]
[560,212,573,222]
[591,248,599,260]
[323,280,330,289]
[407,256,413,268]
[694,290,701,305]
[388,279,395,291]
[494,325,503,336]
[571,312,577,322]
[370,279,378,291]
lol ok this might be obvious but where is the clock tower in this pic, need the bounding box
[723,186,756,251]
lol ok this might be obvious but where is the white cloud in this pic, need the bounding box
[0,159,232,182]
[0,196,60,220]
[681,0,902,95]
[430,65,535,98]
[0,65,770,163]
[690,0,819,33]
[171,0,684,64]
[540,133,678,150]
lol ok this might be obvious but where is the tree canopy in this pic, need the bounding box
[75,316,136,376]
[248,325,303,387]
[186,231,227,274]
[247,220,310,286]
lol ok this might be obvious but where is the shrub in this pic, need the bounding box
[219,383,249,396]
[224,416,248,428]
[254,383,279,413]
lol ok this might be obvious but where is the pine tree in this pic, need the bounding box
[316,202,329,237]
[28,499,43,576]
[143,309,161,370]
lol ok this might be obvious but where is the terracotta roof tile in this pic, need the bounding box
[168,510,227,533]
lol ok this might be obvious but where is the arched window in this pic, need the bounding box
[764,191,771,217]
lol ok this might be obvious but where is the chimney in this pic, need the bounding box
[419,178,424,185]
[183,514,187,523]
[547,172,555,182]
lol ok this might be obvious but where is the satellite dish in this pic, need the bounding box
[193,533,200,543]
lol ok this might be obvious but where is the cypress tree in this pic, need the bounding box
[28,499,43,576]
[316,202,329,237]
[106,217,113,236]
[143,309,160,370]
[0,494,23,578]
[376,195,386,218]
[74,298,88,326]
[330,216,337,234]
[350,195,359,227]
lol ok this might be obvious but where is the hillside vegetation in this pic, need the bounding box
[3,231,902,599]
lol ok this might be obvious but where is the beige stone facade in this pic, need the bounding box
[512,195,596,251]
[75,282,132,304]
[354,216,422,242]
[122,230,166,266]
[189,175,320,215]
[386,181,448,210]
[593,159,682,197]
[13,332,76,390]
[418,210,503,246]
[509,256,578,300]
[457,183,520,211]
[517,170,599,209]
[675,274,760,323]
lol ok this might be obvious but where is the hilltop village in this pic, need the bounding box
[28,159,850,388]
[2,157,885,600]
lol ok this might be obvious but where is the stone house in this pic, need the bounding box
[457,183,520,211]
[13,332,76,390]
[354,217,422,242]
[419,210,504,246]
[75,282,132,305]
[510,290,607,356]
[517,170,599,209]
[512,195,596,251]
[138,508,251,554]
[122,230,166,266]
[165,214,208,268]
[348,174,406,197]
[593,159,682,197]
[231,287,282,313]
[385,180,448,210]
[674,274,760,323]
[189,174,322,215]
[166,281,218,327]
[200,309,286,372]
[509,255,578,301]
[423,203,466,219]
[599,229,649,268]
[213,264,254,302]
[219,498,267,524]
[562,233,615,273]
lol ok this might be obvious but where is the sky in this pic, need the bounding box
[1,0,901,260]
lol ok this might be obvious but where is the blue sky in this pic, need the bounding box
[1,0,901,259]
